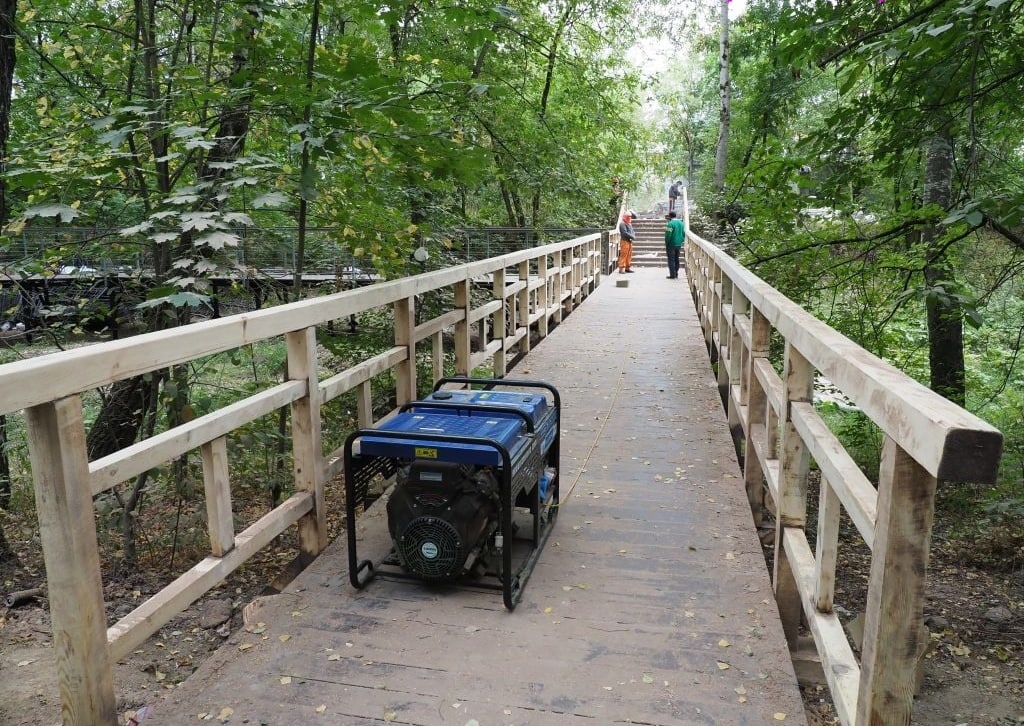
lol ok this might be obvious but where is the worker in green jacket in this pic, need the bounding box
[664,211,685,279]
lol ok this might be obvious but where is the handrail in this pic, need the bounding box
[4,231,607,725]
[681,189,1003,726]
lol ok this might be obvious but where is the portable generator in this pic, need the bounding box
[343,377,560,610]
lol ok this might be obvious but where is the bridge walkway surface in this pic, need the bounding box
[153,267,808,725]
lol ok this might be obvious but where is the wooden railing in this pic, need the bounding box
[682,200,1003,725]
[0,233,606,725]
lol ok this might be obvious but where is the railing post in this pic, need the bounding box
[539,256,551,338]
[286,327,326,558]
[493,268,507,377]
[856,436,936,725]
[455,279,471,375]
[518,260,531,355]
[24,396,117,726]
[394,296,416,403]
[744,308,770,525]
[200,436,234,557]
[716,275,734,406]
[775,342,813,649]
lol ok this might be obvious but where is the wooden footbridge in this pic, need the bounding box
[0,209,1002,725]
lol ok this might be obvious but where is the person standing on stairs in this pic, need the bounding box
[618,210,636,273]
[664,211,685,279]
[668,180,682,214]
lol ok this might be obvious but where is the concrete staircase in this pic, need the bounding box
[629,217,667,269]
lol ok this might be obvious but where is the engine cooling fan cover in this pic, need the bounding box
[395,516,464,580]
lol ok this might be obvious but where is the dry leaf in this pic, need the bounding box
[774,713,787,720]
[217,707,234,722]
[642,673,654,683]
[279,634,291,643]
[716,661,730,670]
[248,623,267,634]
[328,654,342,661]
[719,639,731,647]
[280,676,292,685]
[238,643,253,651]
[315,704,327,714]
[544,606,553,613]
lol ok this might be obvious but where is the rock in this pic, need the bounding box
[924,614,951,630]
[198,598,233,629]
[982,606,1013,624]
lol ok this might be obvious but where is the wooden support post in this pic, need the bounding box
[454,279,471,376]
[25,396,117,726]
[356,380,373,428]
[554,250,565,323]
[814,474,840,613]
[745,308,770,524]
[518,260,531,355]
[539,258,551,339]
[775,342,813,649]
[493,268,507,377]
[431,330,444,385]
[200,435,234,557]
[856,436,937,725]
[393,296,416,404]
[286,327,326,559]
[717,276,733,406]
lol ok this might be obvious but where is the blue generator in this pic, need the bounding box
[343,377,560,610]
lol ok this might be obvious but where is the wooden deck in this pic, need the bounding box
[152,268,808,725]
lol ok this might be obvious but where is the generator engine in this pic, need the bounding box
[344,377,560,610]
[386,460,500,581]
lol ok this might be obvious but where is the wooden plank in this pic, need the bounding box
[107,492,313,661]
[753,357,784,420]
[791,402,877,549]
[25,397,117,726]
[412,308,462,342]
[90,381,305,495]
[856,436,937,725]
[784,528,860,725]
[286,328,326,558]
[319,346,405,403]
[684,232,1002,482]
[467,298,502,323]
[200,436,234,557]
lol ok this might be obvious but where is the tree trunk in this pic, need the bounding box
[293,0,322,302]
[922,130,965,406]
[714,0,730,193]
[0,1,17,520]
[0,414,10,510]
[0,0,16,226]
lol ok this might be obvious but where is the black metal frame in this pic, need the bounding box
[343,377,560,610]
